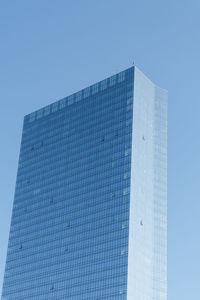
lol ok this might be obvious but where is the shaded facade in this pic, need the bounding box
[1,66,167,300]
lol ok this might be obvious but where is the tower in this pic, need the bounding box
[1,66,167,300]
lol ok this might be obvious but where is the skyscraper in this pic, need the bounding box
[1,66,167,300]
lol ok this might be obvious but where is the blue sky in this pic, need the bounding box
[0,1,199,298]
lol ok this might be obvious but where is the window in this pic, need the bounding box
[33,188,41,195]
[126,104,132,112]
[110,192,115,198]
[109,75,116,86]
[76,91,82,102]
[127,91,133,97]
[125,148,131,156]
[115,130,119,137]
[124,172,130,179]
[67,95,74,106]
[44,105,51,116]
[122,223,127,229]
[100,79,107,91]
[92,83,98,94]
[52,102,58,112]
[118,71,125,83]
[126,119,132,127]
[36,109,43,119]
[29,112,36,122]
[127,97,132,105]
[59,98,66,109]
[121,249,125,255]
[123,187,130,195]
[112,161,116,167]
[33,141,43,150]
[83,87,90,98]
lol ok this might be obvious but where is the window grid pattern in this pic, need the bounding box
[127,67,167,300]
[2,68,134,299]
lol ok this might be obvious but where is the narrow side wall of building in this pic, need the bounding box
[127,67,167,300]
[153,86,167,300]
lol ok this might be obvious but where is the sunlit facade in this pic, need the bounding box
[1,66,167,300]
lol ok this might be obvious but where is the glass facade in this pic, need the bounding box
[1,66,167,300]
[127,68,167,300]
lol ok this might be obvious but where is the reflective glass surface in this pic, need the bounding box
[127,68,167,300]
[2,68,134,299]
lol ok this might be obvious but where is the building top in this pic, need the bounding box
[24,66,134,124]
[24,65,167,126]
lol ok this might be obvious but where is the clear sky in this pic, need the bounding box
[0,0,199,299]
